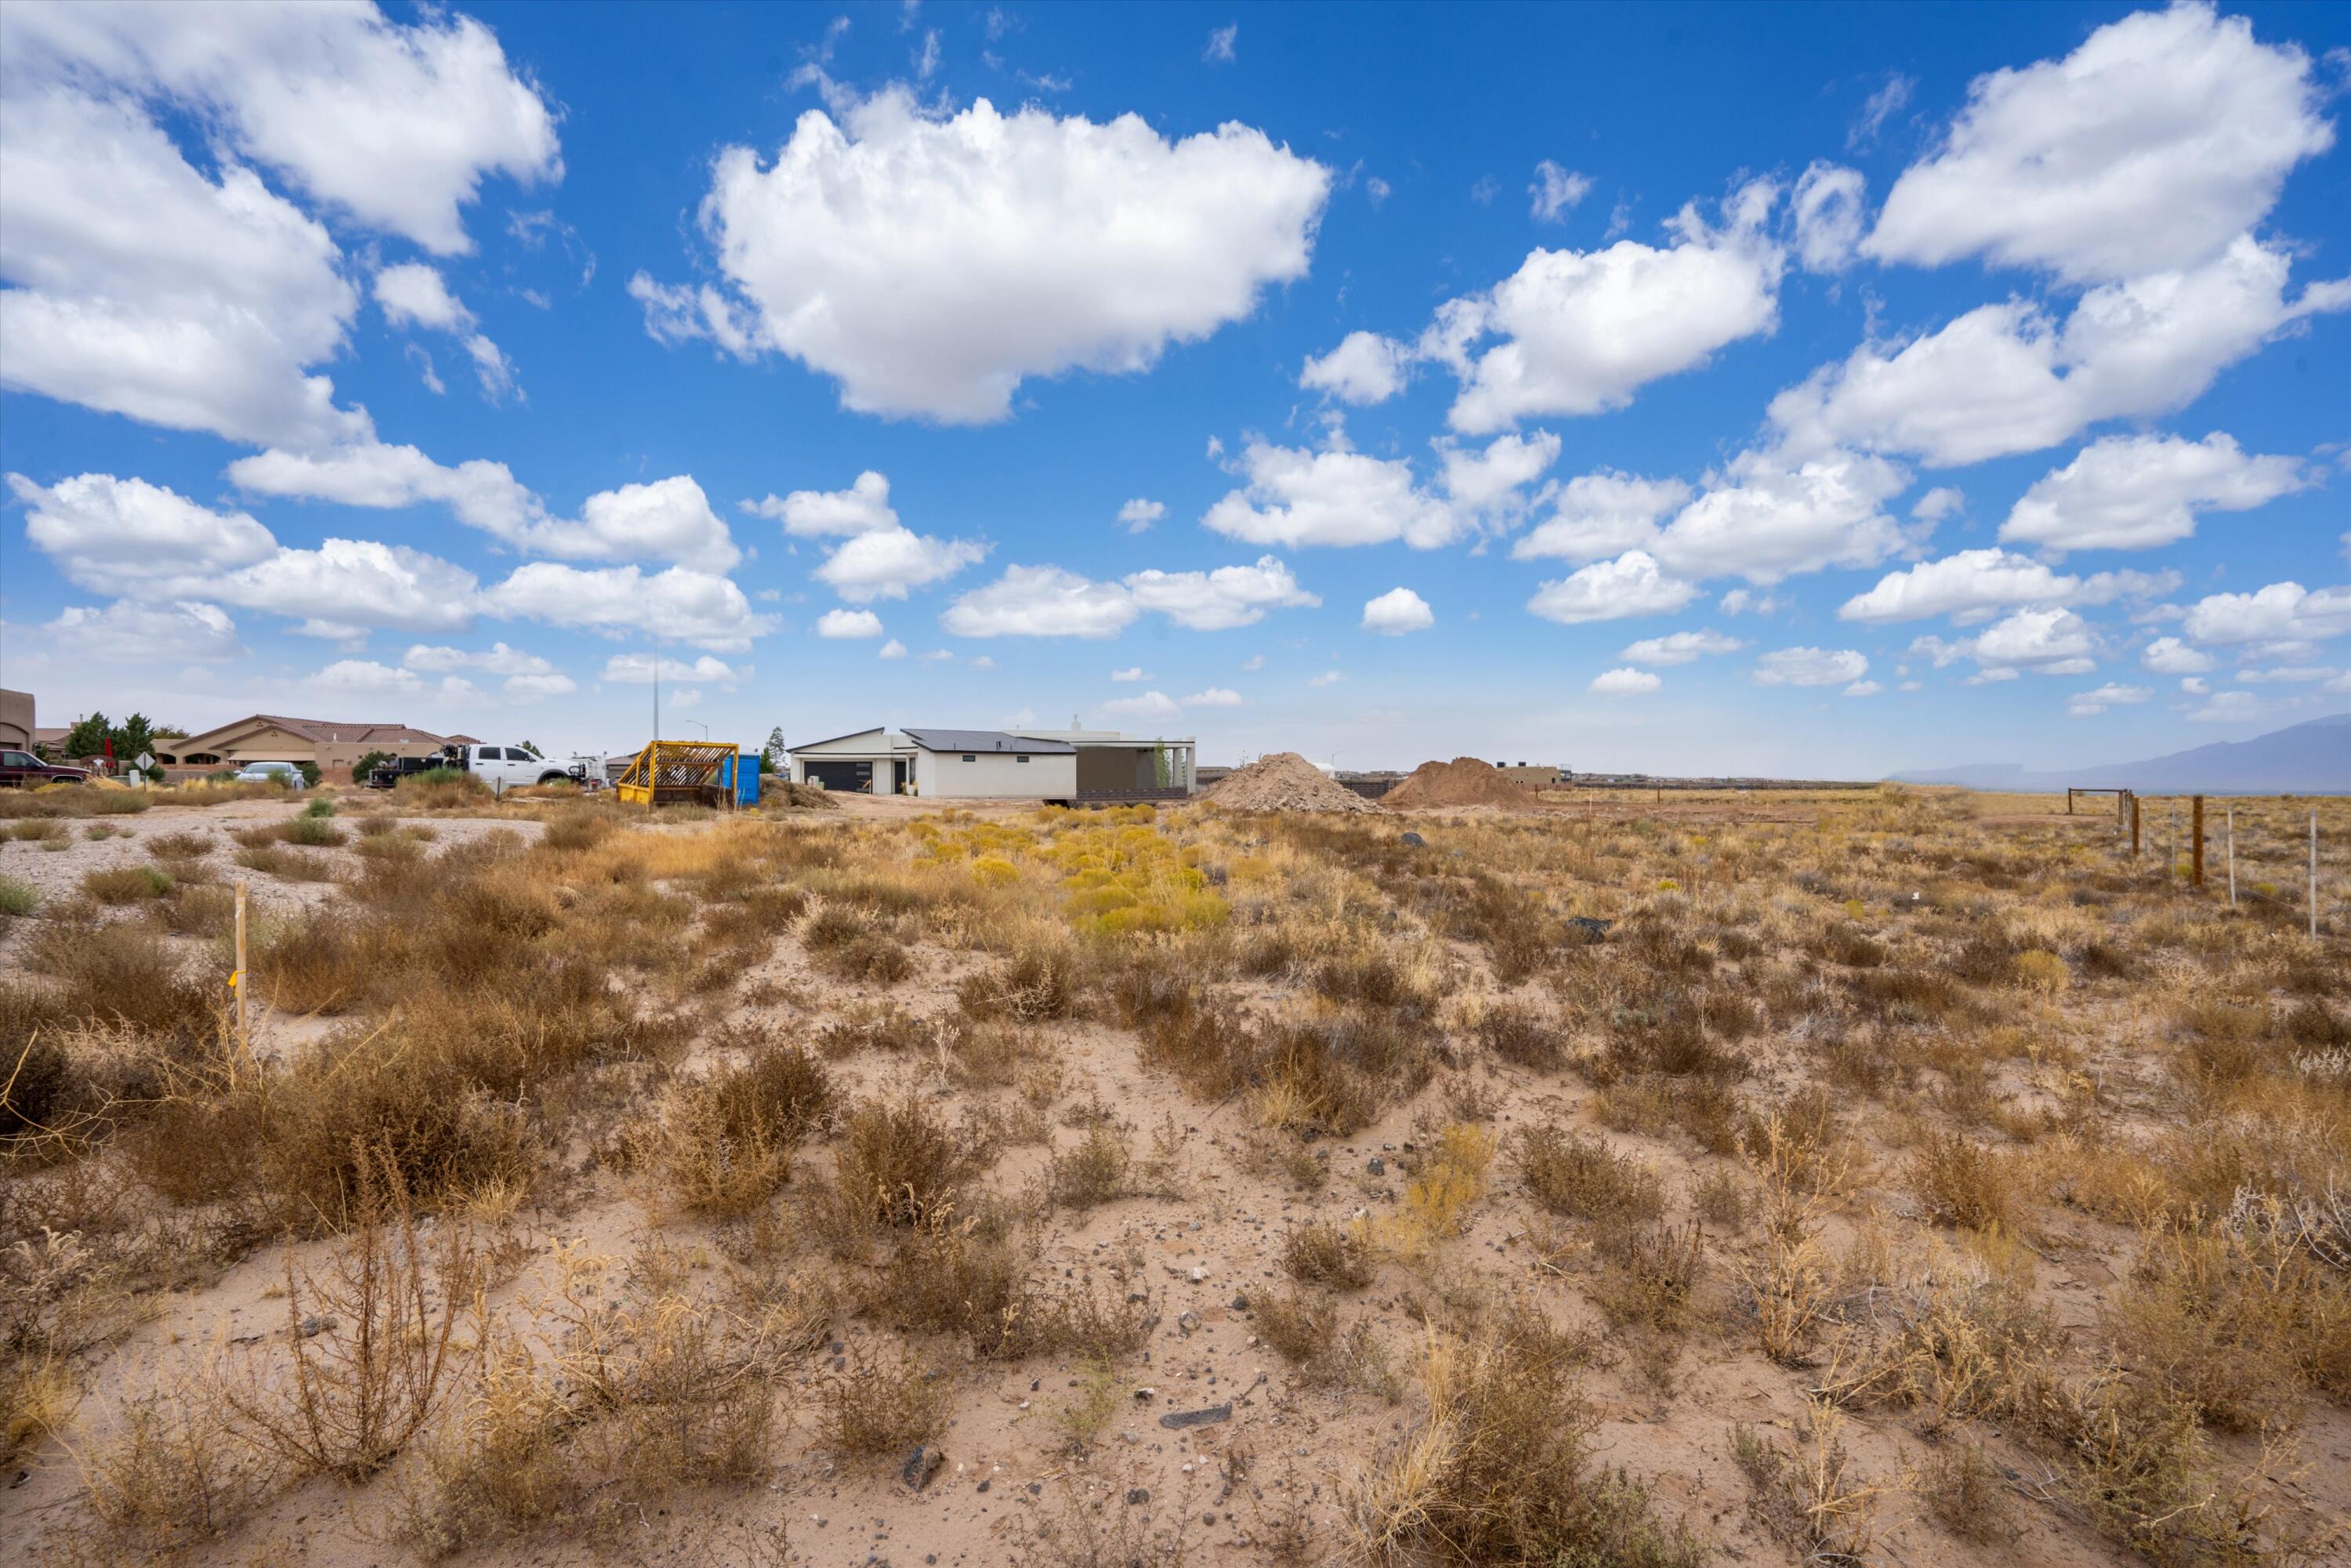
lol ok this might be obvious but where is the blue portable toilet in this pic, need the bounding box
[719,749,760,806]
[737,751,760,806]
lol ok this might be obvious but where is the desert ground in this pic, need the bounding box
[2,766,2346,1568]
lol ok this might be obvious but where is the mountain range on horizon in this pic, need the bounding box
[1896,712,2349,795]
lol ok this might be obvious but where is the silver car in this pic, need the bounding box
[234,760,306,790]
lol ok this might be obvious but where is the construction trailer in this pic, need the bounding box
[614,741,759,807]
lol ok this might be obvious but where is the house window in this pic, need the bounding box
[1016,755,1029,763]
[962,754,976,762]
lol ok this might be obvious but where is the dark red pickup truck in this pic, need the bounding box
[0,748,90,787]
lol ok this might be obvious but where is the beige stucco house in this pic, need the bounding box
[0,689,31,751]
[154,714,459,780]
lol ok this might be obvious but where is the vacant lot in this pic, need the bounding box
[2,783,2345,1567]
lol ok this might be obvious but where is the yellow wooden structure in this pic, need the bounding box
[614,740,739,807]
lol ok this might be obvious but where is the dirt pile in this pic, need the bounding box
[1385,755,1540,809]
[1200,751,1384,813]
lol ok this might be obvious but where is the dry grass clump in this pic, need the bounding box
[81,864,172,904]
[1476,1001,1565,1071]
[1045,1122,1133,1209]
[1257,1291,1402,1399]
[1376,1121,1498,1258]
[397,1248,785,1552]
[1515,1124,1666,1229]
[74,1386,278,1554]
[234,842,335,880]
[1730,1401,1904,1568]
[816,1001,947,1059]
[1342,1309,1700,1566]
[879,1216,1147,1360]
[1589,1219,1707,1338]
[1284,1218,1375,1287]
[819,1343,949,1460]
[956,942,1080,1022]
[13,917,226,1047]
[809,1093,984,1248]
[1816,1272,2066,1432]
[1922,1440,2012,1544]
[2114,1213,2349,1432]
[1907,1128,2019,1231]
[634,1041,833,1216]
[219,1148,481,1479]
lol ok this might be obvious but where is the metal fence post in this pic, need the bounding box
[2226,806,2236,910]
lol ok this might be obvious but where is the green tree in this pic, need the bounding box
[516,740,543,759]
[760,726,787,775]
[63,712,110,760]
[115,713,157,762]
[353,749,395,784]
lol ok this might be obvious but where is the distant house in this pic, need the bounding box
[787,722,1196,801]
[155,714,455,780]
[1496,762,1571,788]
[0,689,31,751]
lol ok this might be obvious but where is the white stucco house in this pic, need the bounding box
[785,722,1196,801]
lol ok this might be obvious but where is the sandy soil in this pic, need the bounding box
[4,791,2343,1568]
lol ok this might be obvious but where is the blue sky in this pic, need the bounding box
[2,1,2346,776]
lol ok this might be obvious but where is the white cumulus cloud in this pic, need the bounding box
[1617,629,1744,665]
[2067,683,2153,717]
[1204,435,1458,552]
[372,263,513,400]
[1528,161,1592,223]
[1204,436,1460,549]
[1790,162,1865,273]
[1436,179,1784,433]
[483,563,777,652]
[1838,549,2078,625]
[1864,3,2335,283]
[815,608,886,639]
[2141,636,2215,674]
[602,653,745,684]
[641,88,1329,422]
[1753,646,1869,687]
[1361,586,1435,635]
[1299,331,1411,405]
[46,599,242,664]
[1770,237,2351,468]
[1513,472,1691,564]
[1589,667,1661,696]
[2182,581,2351,646]
[941,564,1139,639]
[2001,432,2306,552]
[1527,550,1699,625]
[1124,556,1318,631]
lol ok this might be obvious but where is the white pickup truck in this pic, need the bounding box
[367,744,600,791]
[458,744,577,790]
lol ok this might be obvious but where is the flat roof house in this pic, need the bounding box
[786,722,1195,802]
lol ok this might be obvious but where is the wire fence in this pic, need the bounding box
[2084,793,2346,938]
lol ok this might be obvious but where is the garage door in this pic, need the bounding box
[803,759,872,791]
